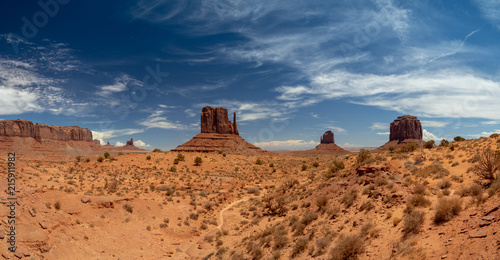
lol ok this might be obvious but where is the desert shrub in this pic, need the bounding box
[424,140,435,149]
[329,234,364,260]
[457,184,483,197]
[439,139,449,147]
[413,184,426,195]
[123,203,133,213]
[407,195,431,208]
[97,156,104,162]
[340,189,358,208]
[292,236,309,258]
[471,149,500,181]
[103,152,110,159]
[454,136,466,142]
[301,164,308,171]
[169,166,177,172]
[357,149,371,165]
[152,148,161,152]
[269,162,274,167]
[400,142,419,153]
[255,158,264,165]
[75,155,81,162]
[326,159,345,178]
[359,201,374,212]
[262,194,287,216]
[146,155,151,160]
[316,196,329,211]
[415,162,449,179]
[402,210,425,239]
[177,153,185,161]
[194,157,203,166]
[273,224,288,250]
[313,162,319,167]
[301,212,318,226]
[438,178,452,189]
[247,187,260,195]
[315,233,335,256]
[54,201,61,210]
[389,146,395,153]
[433,197,462,224]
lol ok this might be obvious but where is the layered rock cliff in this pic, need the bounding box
[0,119,93,142]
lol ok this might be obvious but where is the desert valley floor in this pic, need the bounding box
[1,136,500,260]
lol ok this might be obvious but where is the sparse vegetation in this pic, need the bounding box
[194,157,203,166]
[123,203,133,213]
[433,197,462,224]
[471,149,500,181]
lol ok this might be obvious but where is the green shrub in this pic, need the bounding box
[454,136,465,142]
[104,152,110,159]
[123,203,133,213]
[301,164,308,171]
[472,149,500,181]
[255,158,264,165]
[177,153,185,161]
[341,189,358,208]
[54,201,61,210]
[75,155,81,162]
[169,166,177,172]
[439,139,449,147]
[424,140,435,149]
[153,148,162,152]
[146,155,151,160]
[357,149,371,165]
[194,157,203,166]
[173,158,179,164]
[97,156,104,162]
[400,142,419,153]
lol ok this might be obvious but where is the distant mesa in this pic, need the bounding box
[171,106,267,154]
[379,115,424,150]
[0,119,93,143]
[290,130,349,155]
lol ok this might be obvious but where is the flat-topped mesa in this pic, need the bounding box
[0,119,93,142]
[389,115,422,142]
[320,130,335,144]
[201,106,239,135]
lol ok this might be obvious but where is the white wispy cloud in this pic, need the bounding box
[138,109,187,130]
[370,122,387,130]
[275,69,500,120]
[253,139,318,150]
[421,120,449,128]
[473,0,500,29]
[116,141,125,146]
[184,108,196,117]
[467,130,500,139]
[96,74,142,97]
[376,132,390,135]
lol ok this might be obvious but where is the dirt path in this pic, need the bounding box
[178,196,257,259]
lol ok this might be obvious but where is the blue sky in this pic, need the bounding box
[1,0,500,150]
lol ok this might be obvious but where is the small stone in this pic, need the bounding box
[28,208,36,217]
[81,196,91,204]
[39,221,47,229]
[2,252,10,259]
[470,211,478,216]
[441,255,447,259]
[0,233,4,239]
[198,244,202,249]
[481,216,495,221]
[479,221,491,227]
[13,252,22,259]
[469,230,487,238]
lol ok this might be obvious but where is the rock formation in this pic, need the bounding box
[201,106,239,135]
[0,119,93,142]
[320,130,334,144]
[172,106,266,154]
[389,115,422,142]
[126,138,133,146]
[378,115,424,150]
[291,130,349,155]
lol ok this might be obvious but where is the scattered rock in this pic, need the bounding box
[28,208,36,217]
[320,130,335,144]
[469,230,487,238]
[39,221,47,229]
[198,244,202,249]
[441,255,447,259]
[481,216,495,221]
[470,211,478,216]
[484,202,500,216]
[2,252,10,259]
[13,252,22,259]
[81,196,91,204]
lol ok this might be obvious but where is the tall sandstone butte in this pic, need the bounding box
[0,119,93,142]
[389,115,422,142]
[201,106,239,135]
[320,130,335,144]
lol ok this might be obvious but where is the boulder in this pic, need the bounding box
[389,115,422,142]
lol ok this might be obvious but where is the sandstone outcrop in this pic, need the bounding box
[389,115,422,142]
[172,107,266,154]
[126,138,134,146]
[201,106,239,135]
[378,115,424,150]
[0,119,93,142]
[320,130,334,144]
